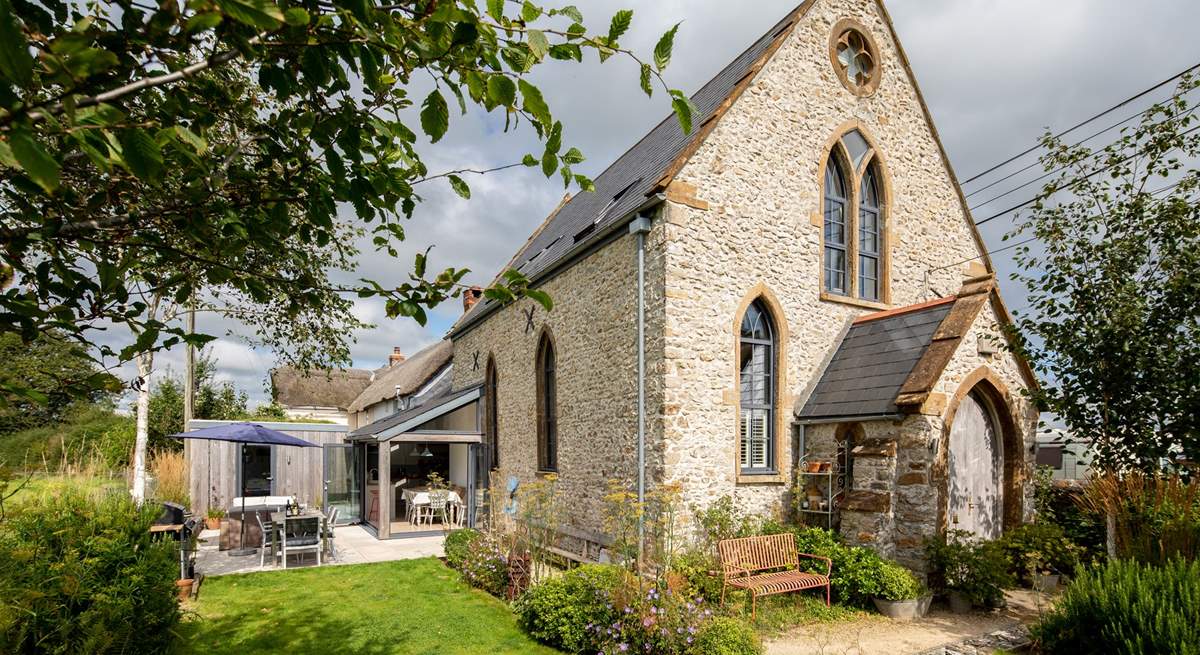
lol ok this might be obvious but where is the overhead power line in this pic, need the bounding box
[965,91,1200,201]
[960,60,1200,186]
[973,123,1200,227]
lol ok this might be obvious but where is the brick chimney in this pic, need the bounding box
[388,347,406,367]
[463,286,484,313]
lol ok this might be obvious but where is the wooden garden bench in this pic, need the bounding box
[717,533,832,618]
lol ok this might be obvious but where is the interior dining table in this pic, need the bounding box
[401,487,464,526]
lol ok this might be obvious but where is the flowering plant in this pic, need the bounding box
[458,532,509,597]
[590,583,710,655]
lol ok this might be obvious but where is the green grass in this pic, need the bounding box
[175,558,560,655]
[3,471,125,506]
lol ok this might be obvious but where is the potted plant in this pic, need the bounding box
[872,561,932,620]
[205,506,226,531]
[925,530,1012,614]
[1025,551,1060,593]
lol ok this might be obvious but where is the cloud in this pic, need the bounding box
[112,0,1200,405]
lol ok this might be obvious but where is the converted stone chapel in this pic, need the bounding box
[400,0,1039,569]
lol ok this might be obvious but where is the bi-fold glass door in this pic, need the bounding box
[323,444,362,525]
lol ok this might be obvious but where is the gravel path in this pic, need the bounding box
[765,590,1050,655]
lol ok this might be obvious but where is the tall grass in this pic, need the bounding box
[1080,471,1200,563]
[148,450,189,506]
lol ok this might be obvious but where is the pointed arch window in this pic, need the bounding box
[739,300,776,472]
[484,355,499,470]
[822,128,887,302]
[536,333,557,472]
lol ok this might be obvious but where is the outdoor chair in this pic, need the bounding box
[281,517,322,569]
[255,513,278,568]
[717,533,831,619]
[323,506,339,559]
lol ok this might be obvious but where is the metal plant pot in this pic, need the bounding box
[948,590,973,614]
[872,594,932,620]
[1034,573,1060,593]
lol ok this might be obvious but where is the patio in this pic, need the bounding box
[194,524,445,577]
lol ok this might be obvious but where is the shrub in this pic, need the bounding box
[515,564,629,654]
[1031,558,1200,655]
[589,584,713,655]
[695,496,760,547]
[458,532,509,597]
[0,490,180,654]
[873,560,924,601]
[925,530,1012,608]
[1080,471,1200,564]
[1033,466,1106,560]
[669,548,723,603]
[692,616,763,655]
[148,450,188,506]
[444,527,480,570]
[995,522,1082,584]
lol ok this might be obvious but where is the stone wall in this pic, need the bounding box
[660,0,995,521]
[450,225,667,533]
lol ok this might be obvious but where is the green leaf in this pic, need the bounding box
[521,1,541,22]
[185,11,223,32]
[283,7,309,26]
[447,174,471,199]
[173,126,207,154]
[486,75,516,107]
[639,63,652,97]
[654,23,680,71]
[0,140,16,168]
[562,147,584,165]
[541,150,557,177]
[216,0,283,30]
[420,90,449,143]
[527,29,550,61]
[573,173,595,192]
[0,0,34,86]
[670,89,697,135]
[9,128,60,192]
[525,288,553,312]
[451,21,479,48]
[522,153,539,167]
[557,5,583,23]
[486,0,504,21]
[518,79,551,128]
[118,128,164,181]
[607,9,633,44]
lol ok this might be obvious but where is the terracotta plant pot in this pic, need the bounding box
[873,594,932,620]
[175,578,194,602]
[947,590,973,614]
[819,462,832,472]
[205,517,222,530]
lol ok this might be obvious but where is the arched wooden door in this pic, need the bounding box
[947,389,1003,539]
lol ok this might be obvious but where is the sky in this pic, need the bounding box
[122,0,1200,406]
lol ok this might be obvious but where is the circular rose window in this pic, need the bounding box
[829,19,880,96]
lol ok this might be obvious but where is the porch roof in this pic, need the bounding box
[347,385,481,442]
[796,297,955,422]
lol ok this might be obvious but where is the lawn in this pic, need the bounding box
[174,558,560,655]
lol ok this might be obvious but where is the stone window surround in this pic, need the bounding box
[828,17,882,97]
[731,283,790,485]
[535,328,558,473]
[816,120,893,310]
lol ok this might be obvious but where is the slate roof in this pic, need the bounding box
[348,385,481,440]
[798,298,956,420]
[450,6,803,336]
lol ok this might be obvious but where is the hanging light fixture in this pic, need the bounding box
[408,444,422,457]
[420,445,433,457]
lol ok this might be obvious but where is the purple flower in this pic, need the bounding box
[619,644,628,652]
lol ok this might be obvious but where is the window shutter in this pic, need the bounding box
[750,412,768,468]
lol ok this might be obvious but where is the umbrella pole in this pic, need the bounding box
[228,455,256,557]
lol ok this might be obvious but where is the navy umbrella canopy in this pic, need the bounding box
[173,422,321,448]
[172,422,319,556]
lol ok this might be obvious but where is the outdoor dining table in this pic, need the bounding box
[269,509,325,567]
[401,487,464,525]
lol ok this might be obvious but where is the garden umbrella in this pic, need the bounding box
[172,422,319,556]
